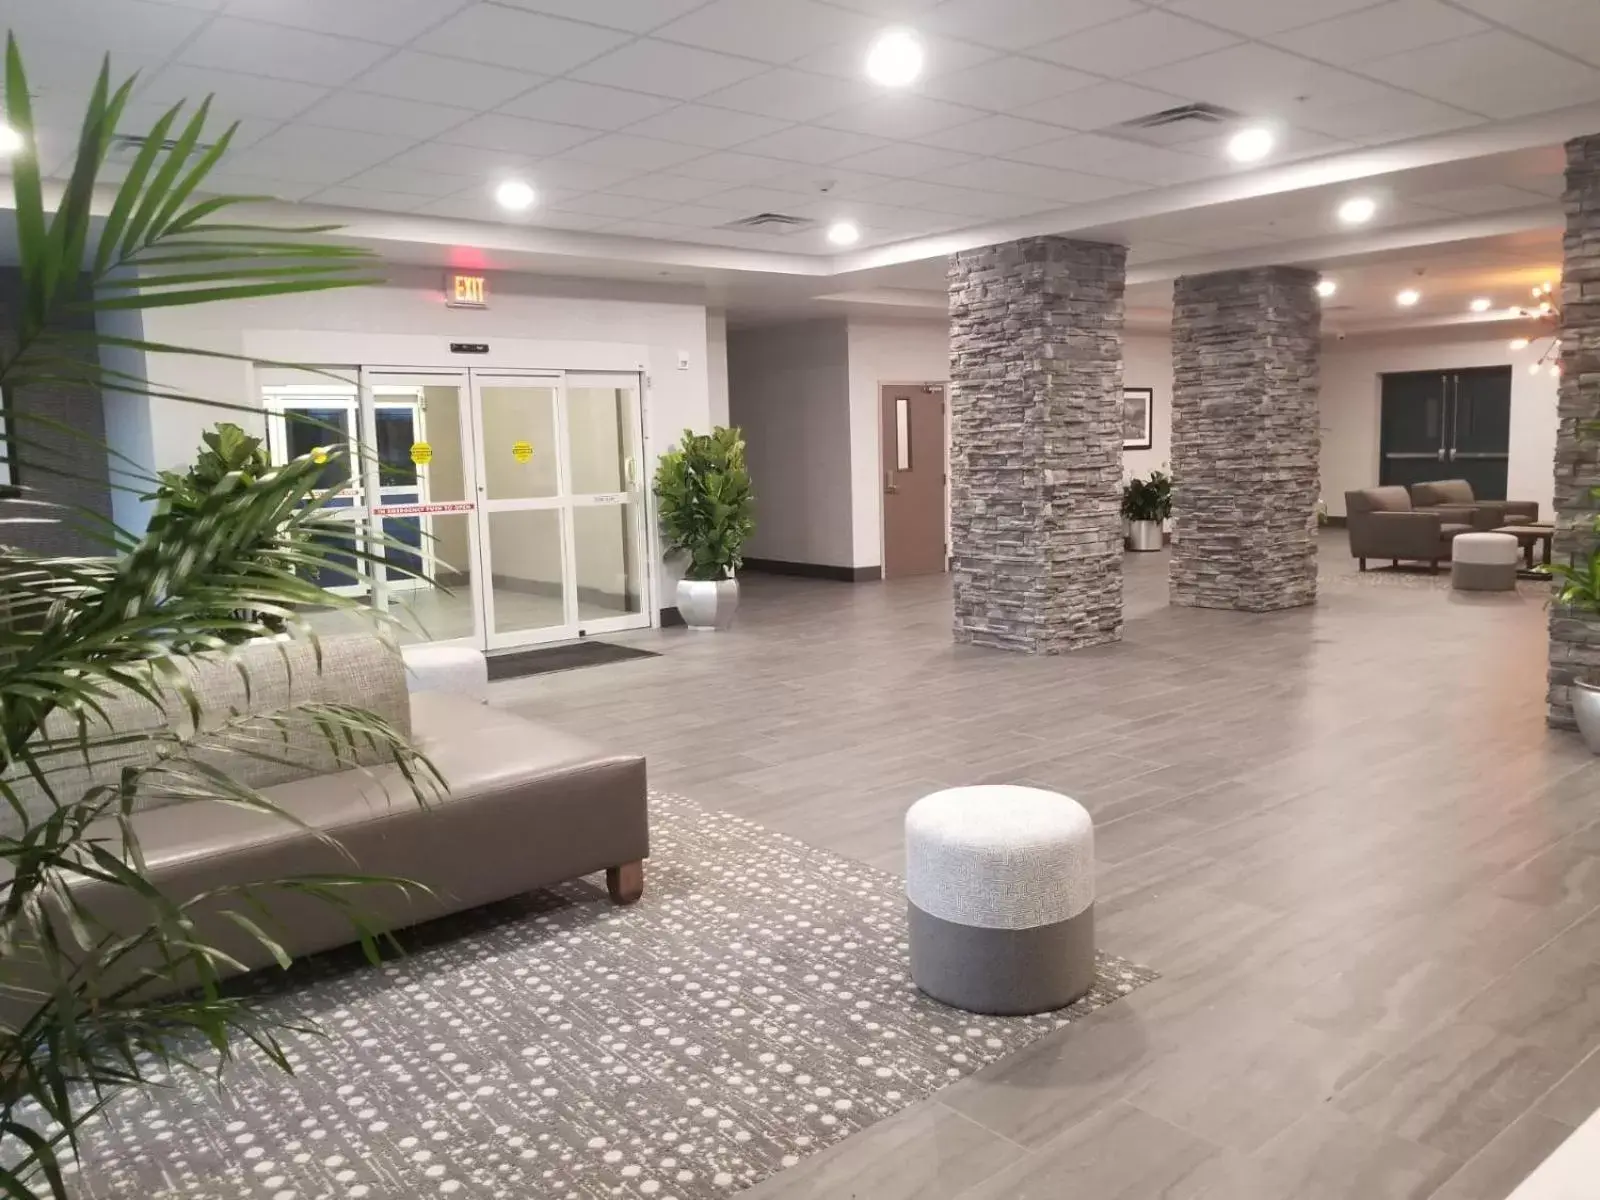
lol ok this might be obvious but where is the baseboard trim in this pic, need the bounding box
[742,558,882,583]
[660,606,685,628]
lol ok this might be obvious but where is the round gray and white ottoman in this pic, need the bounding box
[1452,531,1518,592]
[905,785,1095,1016]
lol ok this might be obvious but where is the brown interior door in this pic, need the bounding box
[880,385,947,578]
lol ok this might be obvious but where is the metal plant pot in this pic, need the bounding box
[1574,680,1600,753]
[1127,520,1164,552]
[677,577,740,631]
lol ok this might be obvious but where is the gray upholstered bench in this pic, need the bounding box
[905,785,1095,1015]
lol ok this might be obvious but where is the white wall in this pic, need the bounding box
[1123,333,1174,483]
[845,318,949,569]
[116,267,716,613]
[706,310,729,428]
[727,319,854,567]
[1320,327,1557,518]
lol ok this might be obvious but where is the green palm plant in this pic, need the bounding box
[0,36,440,1199]
[653,426,755,581]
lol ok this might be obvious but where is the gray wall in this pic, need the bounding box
[0,268,113,555]
[727,319,854,568]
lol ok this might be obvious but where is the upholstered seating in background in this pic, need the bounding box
[1410,479,1539,531]
[1345,486,1472,571]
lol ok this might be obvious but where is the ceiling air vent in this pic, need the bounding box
[108,132,219,158]
[717,212,816,233]
[1120,102,1241,131]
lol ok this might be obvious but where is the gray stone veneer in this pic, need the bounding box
[948,236,1126,653]
[1549,133,1600,729]
[1169,266,1322,612]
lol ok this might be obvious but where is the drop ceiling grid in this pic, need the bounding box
[38,0,1600,255]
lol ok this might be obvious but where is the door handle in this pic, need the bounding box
[1437,448,1445,460]
[884,470,898,495]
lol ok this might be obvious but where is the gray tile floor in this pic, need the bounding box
[495,535,1600,1200]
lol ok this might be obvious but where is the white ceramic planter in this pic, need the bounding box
[677,577,740,631]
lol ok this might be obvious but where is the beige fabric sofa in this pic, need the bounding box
[1345,486,1472,571]
[3,635,648,990]
[1409,479,1539,531]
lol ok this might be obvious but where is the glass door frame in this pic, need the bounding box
[261,378,367,599]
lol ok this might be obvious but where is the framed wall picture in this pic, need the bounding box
[1123,387,1153,451]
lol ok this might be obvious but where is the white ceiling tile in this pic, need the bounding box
[246,124,416,170]
[1266,0,1488,67]
[1452,0,1600,68]
[350,51,541,110]
[197,170,324,200]
[562,132,709,170]
[297,92,478,139]
[178,17,393,84]
[925,0,1145,49]
[548,191,667,218]
[1178,124,1357,164]
[918,56,1096,112]
[648,203,749,228]
[499,81,678,130]
[424,5,632,73]
[1033,11,1241,75]
[851,177,1051,217]
[1406,184,1561,215]
[936,157,1144,203]
[382,140,545,175]
[221,0,473,44]
[519,157,642,189]
[733,125,888,164]
[761,164,896,196]
[1083,147,1225,185]
[1292,90,1482,143]
[338,164,484,197]
[1159,0,1384,37]
[831,142,976,178]
[601,217,732,241]
[1016,82,1189,130]
[1133,43,1397,115]
[620,105,792,149]
[210,152,365,185]
[792,32,999,80]
[134,65,330,120]
[697,69,871,123]
[915,114,1065,154]
[1364,31,1600,119]
[642,150,791,183]
[693,185,820,213]
[439,113,598,156]
[571,40,768,99]
[818,95,987,139]
[603,172,735,202]
[1126,239,1202,264]
[652,0,874,64]
[491,0,706,31]
[411,192,602,225]
[301,186,431,213]
[4,0,211,58]
[814,0,945,13]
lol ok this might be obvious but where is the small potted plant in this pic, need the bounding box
[654,426,755,630]
[1122,469,1172,552]
[1550,545,1600,752]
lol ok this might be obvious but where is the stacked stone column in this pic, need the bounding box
[1548,133,1600,728]
[948,236,1127,654]
[1169,267,1322,612]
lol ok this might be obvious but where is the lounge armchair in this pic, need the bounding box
[1409,479,1538,531]
[1345,486,1472,571]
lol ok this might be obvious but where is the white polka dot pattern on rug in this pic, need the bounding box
[58,793,1154,1199]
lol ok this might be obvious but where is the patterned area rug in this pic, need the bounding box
[68,794,1155,1200]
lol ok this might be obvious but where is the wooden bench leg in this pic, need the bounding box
[607,860,644,905]
[1358,558,1367,572]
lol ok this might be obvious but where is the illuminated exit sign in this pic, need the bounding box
[446,272,488,308]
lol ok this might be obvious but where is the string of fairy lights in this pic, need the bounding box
[1508,280,1561,378]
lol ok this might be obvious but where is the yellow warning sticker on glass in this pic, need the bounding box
[512,440,533,463]
[311,448,329,464]
[410,441,432,465]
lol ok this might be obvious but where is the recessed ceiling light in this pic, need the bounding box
[1227,126,1274,163]
[1338,196,1377,225]
[1469,297,1491,312]
[494,179,536,211]
[827,220,861,246]
[865,29,923,87]
[1315,279,1337,298]
[0,124,23,156]
[1396,288,1420,307]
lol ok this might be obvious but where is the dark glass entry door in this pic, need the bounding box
[1379,366,1511,499]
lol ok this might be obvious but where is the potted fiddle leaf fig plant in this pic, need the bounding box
[1122,469,1172,552]
[653,426,755,630]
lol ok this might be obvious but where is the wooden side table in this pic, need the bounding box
[1493,523,1553,576]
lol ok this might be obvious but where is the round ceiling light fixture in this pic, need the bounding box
[0,123,23,156]
[827,220,861,246]
[1227,126,1274,163]
[1338,196,1377,225]
[1315,278,1337,298]
[1396,288,1421,307]
[494,179,536,211]
[1509,337,1530,350]
[865,29,923,87]
[1469,297,1491,312]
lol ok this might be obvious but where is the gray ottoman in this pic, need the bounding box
[1452,531,1518,592]
[905,785,1095,1016]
